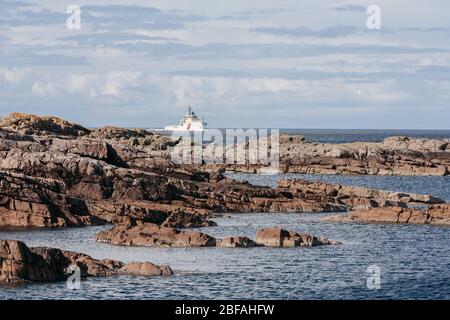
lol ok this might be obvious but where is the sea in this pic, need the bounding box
[152,128,450,144]
[1,129,449,300]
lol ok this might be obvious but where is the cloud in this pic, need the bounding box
[31,81,58,96]
[0,3,203,30]
[59,32,178,47]
[0,52,88,67]
[0,0,32,11]
[101,71,142,96]
[1,0,450,129]
[166,67,406,81]
[32,71,143,99]
[80,5,205,31]
[251,25,362,38]
[0,66,27,83]
[333,4,367,12]
[0,4,66,27]
[138,43,447,60]
[219,8,291,20]
[152,75,410,108]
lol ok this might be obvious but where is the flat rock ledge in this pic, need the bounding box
[0,239,173,284]
[324,204,450,226]
[279,179,444,209]
[255,227,340,247]
[96,224,339,248]
[219,134,450,176]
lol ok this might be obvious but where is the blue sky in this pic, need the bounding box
[0,0,450,129]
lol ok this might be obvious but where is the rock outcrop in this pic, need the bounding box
[0,239,172,284]
[221,134,450,176]
[217,236,260,248]
[95,223,218,247]
[325,203,450,226]
[0,112,447,233]
[96,224,339,249]
[0,112,355,230]
[255,227,340,247]
[118,262,173,277]
[0,112,90,137]
[0,171,105,228]
[278,179,444,209]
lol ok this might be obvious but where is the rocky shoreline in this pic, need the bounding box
[0,112,449,284]
[0,239,172,284]
[216,134,450,176]
[95,224,339,248]
[325,204,450,226]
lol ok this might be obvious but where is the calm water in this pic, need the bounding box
[1,130,450,300]
[1,172,449,300]
[1,212,449,300]
[151,129,450,144]
[226,173,450,201]
[280,129,450,143]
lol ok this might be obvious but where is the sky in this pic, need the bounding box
[0,0,450,129]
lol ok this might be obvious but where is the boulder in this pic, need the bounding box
[217,236,260,248]
[118,262,173,276]
[0,239,173,283]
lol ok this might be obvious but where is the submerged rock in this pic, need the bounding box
[255,227,340,247]
[0,239,172,284]
[118,262,173,277]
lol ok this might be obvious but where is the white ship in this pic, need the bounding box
[164,106,207,131]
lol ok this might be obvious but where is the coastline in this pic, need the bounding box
[0,112,449,298]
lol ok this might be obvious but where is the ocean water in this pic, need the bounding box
[1,210,449,300]
[226,173,450,201]
[1,172,449,300]
[151,128,450,144]
[279,129,450,143]
[1,130,450,300]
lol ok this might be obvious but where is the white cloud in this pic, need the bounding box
[150,75,410,107]
[92,46,126,58]
[31,81,59,96]
[2,1,450,128]
[31,71,142,98]
[0,66,28,84]
[66,74,98,93]
[101,71,142,96]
